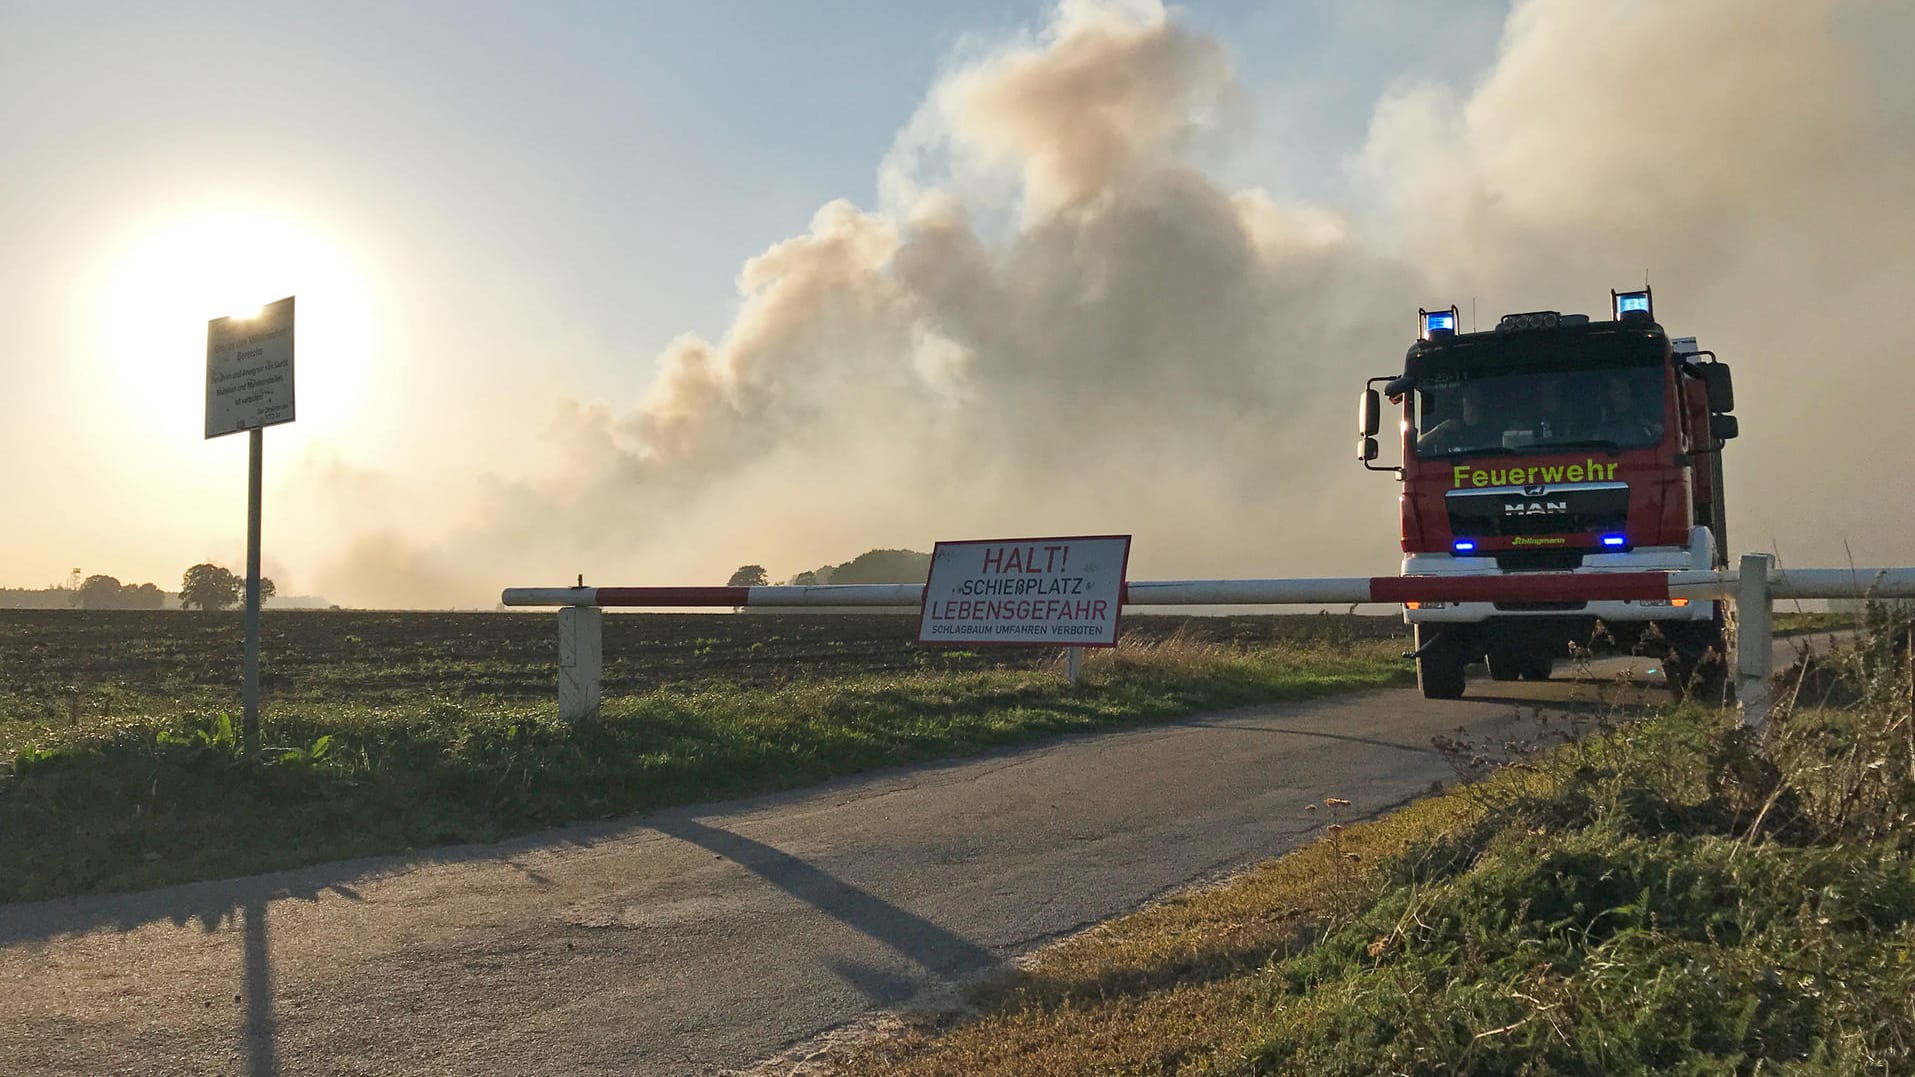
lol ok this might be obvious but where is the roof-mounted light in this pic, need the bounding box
[1612,287,1653,321]
[1419,306,1459,340]
[1496,310,1561,332]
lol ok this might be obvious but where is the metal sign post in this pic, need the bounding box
[206,296,296,757]
[243,428,264,745]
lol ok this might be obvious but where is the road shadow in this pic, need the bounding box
[0,874,319,1077]
[242,896,279,1077]
[1168,716,1444,756]
[650,815,999,1003]
[0,832,574,949]
[0,868,368,947]
[1451,686,1642,713]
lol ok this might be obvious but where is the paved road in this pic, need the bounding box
[0,636,1830,1076]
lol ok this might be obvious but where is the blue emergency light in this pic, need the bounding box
[1453,540,1477,553]
[1612,288,1653,320]
[1601,534,1627,548]
[1420,306,1460,340]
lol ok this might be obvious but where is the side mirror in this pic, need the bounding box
[1701,363,1734,413]
[1360,389,1381,437]
[1359,436,1379,462]
[1710,414,1739,441]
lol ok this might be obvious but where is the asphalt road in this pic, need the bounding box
[0,636,1830,1076]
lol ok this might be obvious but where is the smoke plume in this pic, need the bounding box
[314,0,1915,607]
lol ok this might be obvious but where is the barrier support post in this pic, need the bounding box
[559,606,603,723]
[1065,646,1082,684]
[1735,553,1773,726]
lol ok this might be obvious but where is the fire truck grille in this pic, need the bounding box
[1446,482,1630,540]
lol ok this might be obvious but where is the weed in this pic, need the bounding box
[272,734,336,767]
[154,711,241,755]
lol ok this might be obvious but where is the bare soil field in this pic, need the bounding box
[0,608,1405,717]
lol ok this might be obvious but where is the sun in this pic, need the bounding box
[98,209,377,440]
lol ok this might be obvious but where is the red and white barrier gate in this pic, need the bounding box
[503,557,1915,725]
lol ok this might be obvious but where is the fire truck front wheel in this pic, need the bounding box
[1415,625,1469,700]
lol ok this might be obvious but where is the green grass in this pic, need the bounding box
[1772,610,1853,635]
[0,618,1411,902]
[828,612,1915,1075]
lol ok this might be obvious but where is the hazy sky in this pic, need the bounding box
[4,1,1910,607]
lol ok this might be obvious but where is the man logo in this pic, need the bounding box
[1504,500,1569,515]
[1523,484,1547,497]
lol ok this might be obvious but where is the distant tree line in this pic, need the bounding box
[73,575,168,609]
[3,563,280,611]
[728,549,932,588]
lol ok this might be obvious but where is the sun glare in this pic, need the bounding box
[99,210,377,439]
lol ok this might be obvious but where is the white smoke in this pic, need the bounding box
[313,0,1915,607]
[1356,0,1915,569]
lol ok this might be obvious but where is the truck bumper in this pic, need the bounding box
[1402,526,1718,625]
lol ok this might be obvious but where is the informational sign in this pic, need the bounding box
[918,535,1131,647]
[205,296,295,439]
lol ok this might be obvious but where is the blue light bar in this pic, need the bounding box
[1613,289,1652,319]
[1453,540,1477,553]
[1601,534,1627,547]
[1420,306,1459,340]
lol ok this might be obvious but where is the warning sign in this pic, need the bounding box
[918,535,1130,647]
[206,296,295,439]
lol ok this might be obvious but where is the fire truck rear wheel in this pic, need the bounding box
[1415,625,1468,700]
[1518,647,1554,681]
[1660,621,1728,703]
[1485,644,1523,681]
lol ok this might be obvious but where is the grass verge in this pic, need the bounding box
[1,631,1409,902]
[1772,610,1854,636]
[828,612,1915,1074]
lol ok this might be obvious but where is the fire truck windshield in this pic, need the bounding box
[1413,363,1665,458]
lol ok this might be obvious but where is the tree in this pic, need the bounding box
[727,564,769,588]
[819,549,931,585]
[180,564,275,611]
[181,564,240,611]
[75,575,124,609]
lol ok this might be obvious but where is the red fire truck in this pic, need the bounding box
[1359,288,1738,699]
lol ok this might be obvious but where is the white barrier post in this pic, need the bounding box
[558,606,603,723]
[1735,553,1773,726]
[1065,646,1082,684]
